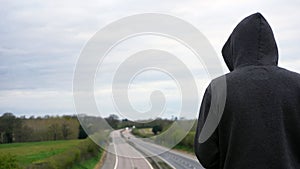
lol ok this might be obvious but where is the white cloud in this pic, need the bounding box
[0,0,299,119]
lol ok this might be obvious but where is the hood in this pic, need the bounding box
[222,13,278,71]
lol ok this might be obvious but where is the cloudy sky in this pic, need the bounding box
[0,0,299,119]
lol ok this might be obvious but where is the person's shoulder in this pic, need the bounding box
[276,67,300,79]
[220,69,242,81]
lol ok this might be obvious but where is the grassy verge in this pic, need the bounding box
[131,128,195,154]
[175,131,195,153]
[131,128,154,138]
[72,150,103,169]
[173,144,194,153]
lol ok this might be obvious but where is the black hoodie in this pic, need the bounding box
[194,13,300,169]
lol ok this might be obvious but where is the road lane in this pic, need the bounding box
[103,130,153,169]
[100,143,116,169]
[123,131,204,169]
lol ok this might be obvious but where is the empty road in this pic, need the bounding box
[101,130,204,169]
[123,130,204,169]
[101,130,153,169]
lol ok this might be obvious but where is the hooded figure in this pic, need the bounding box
[194,13,300,169]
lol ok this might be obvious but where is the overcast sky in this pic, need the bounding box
[0,0,299,119]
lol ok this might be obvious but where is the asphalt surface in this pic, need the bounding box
[123,131,204,169]
[101,130,204,169]
[101,130,153,169]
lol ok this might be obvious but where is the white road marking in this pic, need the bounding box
[130,145,154,169]
[113,132,119,169]
[129,157,134,169]
[130,140,175,169]
[122,131,154,169]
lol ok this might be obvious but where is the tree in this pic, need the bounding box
[48,123,59,140]
[0,113,21,143]
[61,122,71,140]
[14,125,33,142]
[152,125,162,135]
[105,114,119,129]
[78,124,88,139]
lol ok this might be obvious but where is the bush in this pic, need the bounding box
[152,125,162,135]
[0,154,21,169]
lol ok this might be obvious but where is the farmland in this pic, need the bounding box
[0,139,101,169]
[0,140,81,165]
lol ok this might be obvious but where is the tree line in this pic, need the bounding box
[0,113,84,144]
[0,112,198,144]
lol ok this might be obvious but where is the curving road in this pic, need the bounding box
[101,130,153,169]
[101,130,204,169]
[122,130,204,169]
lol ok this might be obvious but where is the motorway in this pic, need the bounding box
[101,130,204,169]
[122,130,204,169]
[101,130,153,169]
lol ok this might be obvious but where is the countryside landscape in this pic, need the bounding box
[0,113,198,169]
[1,1,296,169]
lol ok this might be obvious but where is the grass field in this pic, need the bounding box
[0,140,83,167]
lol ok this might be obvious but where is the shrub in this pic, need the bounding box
[152,125,162,135]
[0,153,21,169]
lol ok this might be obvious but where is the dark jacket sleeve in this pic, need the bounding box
[194,85,220,169]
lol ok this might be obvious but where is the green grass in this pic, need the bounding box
[173,144,194,153]
[72,150,103,169]
[132,128,154,138]
[138,128,154,136]
[0,140,83,166]
[132,128,195,154]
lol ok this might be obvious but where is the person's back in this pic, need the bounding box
[194,13,300,169]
